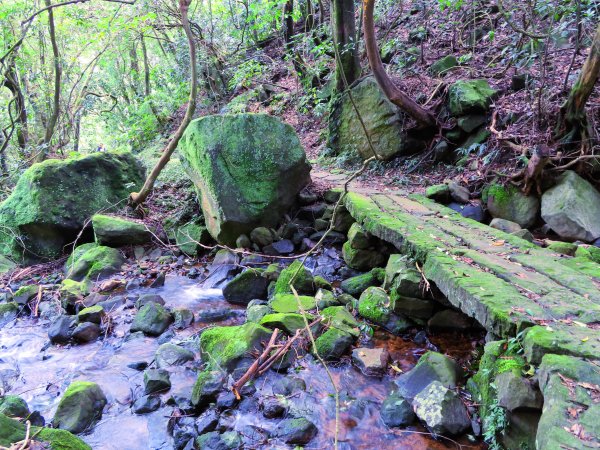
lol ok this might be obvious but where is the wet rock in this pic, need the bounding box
[428,310,472,331]
[53,381,107,434]
[235,234,251,249]
[313,276,332,291]
[77,305,105,324]
[48,315,77,344]
[309,230,346,245]
[321,306,360,336]
[396,351,463,402]
[272,377,306,396]
[222,270,269,305]
[359,287,412,334]
[127,361,148,371]
[216,391,238,410]
[132,395,161,414]
[92,214,152,247]
[496,371,543,411]
[380,391,415,427]
[392,296,435,320]
[144,369,171,394]
[413,381,471,435]
[541,171,600,242]
[173,308,195,329]
[347,223,373,250]
[264,239,294,255]
[340,268,385,296]
[273,417,317,445]
[72,322,101,343]
[0,302,18,328]
[179,114,311,246]
[323,188,342,204]
[384,255,421,295]
[195,431,242,449]
[191,370,226,407]
[448,79,496,116]
[342,241,386,271]
[425,184,451,203]
[195,408,219,434]
[274,261,315,296]
[315,289,339,309]
[0,395,30,418]
[173,417,198,450]
[246,304,271,323]
[490,218,522,234]
[250,227,275,247]
[64,243,125,282]
[314,327,354,360]
[262,397,287,418]
[0,152,144,262]
[12,285,37,306]
[130,302,173,336]
[486,184,539,228]
[512,229,534,242]
[448,181,470,203]
[135,294,165,309]
[155,343,195,368]
[352,347,389,375]
[150,272,165,288]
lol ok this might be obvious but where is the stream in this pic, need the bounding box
[1,271,485,449]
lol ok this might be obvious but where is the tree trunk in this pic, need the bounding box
[130,0,198,206]
[39,0,62,160]
[129,42,140,98]
[2,59,28,152]
[332,0,360,92]
[140,34,151,97]
[283,0,294,48]
[556,23,600,146]
[363,0,437,128]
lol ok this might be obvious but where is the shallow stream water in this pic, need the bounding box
[0,274,485,449]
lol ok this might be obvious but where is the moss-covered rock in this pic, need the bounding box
[485,183,539,228]
[340,268,385,296]
[0,302,18,328]
[358,287,390,325]
[130,302,173,336]
[413,381,471,435]
[91,214,152,247]
[0,395,29,418]
[429,55,458,76]
[547,241,578,256]
[199,322,271,373]
[77,305,105,324]
[425,184,451,203]
[0,255,16,274]
[64,243,124,282]
[0,152,144,262]
[178,114,311,245]
[52,381,107,434]
[347,223,373,250]
[59,279,91,306]
[328,77,425,161]
[191,369,226,407]
[313,327,354,360]
[321,306,360,337]
[12,284,38,305]
[273,260,315,296]
[175,222,211,256]
[575,244,600,263]
[0,413,91,449]
[448,79,497,116]
[260,312,313,335]
[269,294,316,313]
[342,241,386,271]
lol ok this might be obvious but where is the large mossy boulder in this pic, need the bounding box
[448,79,496,116]
[0,152,144,262]
[541,170,600,242]
[0,413,91,450]
[64,243,125,282]
[52,381,107,434]
[92,214,152,247]
[328,77,425,161]
[178,114,311,246]
[485,184,539,229]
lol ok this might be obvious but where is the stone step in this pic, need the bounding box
[344,191,600,362]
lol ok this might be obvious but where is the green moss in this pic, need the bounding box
[274,261,314,296]
[0,414,91,449]
[175,222,210,256]
[259,312,313,335]
[0,395,29,418]
[59,279,91,306]
[269,294,316,313]
[199,322,271,372]
[340,269,383,296]
[448,79,497,116]
[65,243,124,282]
[547,241,578,256]
[313,327,353,360]
[321,306,360,336]
[358,287,390,325]
[313,275,332,290]
[575,245,600,263]
[92,214,151,246]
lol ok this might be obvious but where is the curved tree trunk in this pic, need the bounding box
[556,23,600,146]
[363,0,438,128]
[283,0,294,48]
[2,59,28,152]
[130,0,198,206]
[332,0,360,92]
[39,0,62,161]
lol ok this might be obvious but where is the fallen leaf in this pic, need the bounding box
[492,240,505,246]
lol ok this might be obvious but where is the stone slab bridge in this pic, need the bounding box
[344,190,600,450]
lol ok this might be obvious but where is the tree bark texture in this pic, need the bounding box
[332,0,360,92]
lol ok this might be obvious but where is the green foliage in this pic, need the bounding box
[482,399,508,450]
[228,60,267,91]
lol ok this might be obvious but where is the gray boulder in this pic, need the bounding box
[486,184,539,228]
[92,214,152,247]
[222,270,269,305]
[178,114,311,246]
[380,391,415,427]
[328,77,425,161]
[413,380,471,435]
[541,170,600,242]
[273,417,317,445]
[155,343,195,368]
